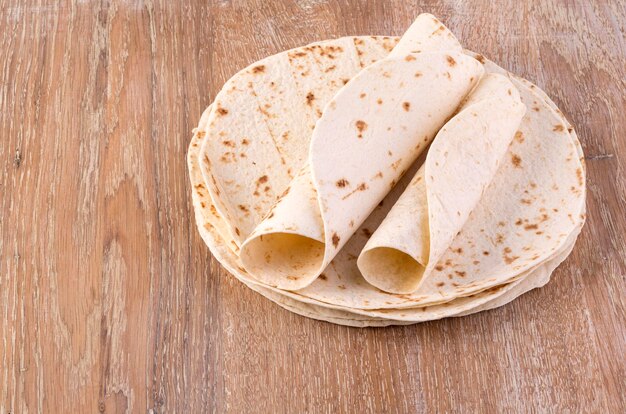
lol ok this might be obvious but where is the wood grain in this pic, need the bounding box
[1,0,624,412]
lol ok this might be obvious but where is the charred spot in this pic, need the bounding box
[483,251,490,256]
[515,218,523,225]
[251,65,265,73]
[336,179,349,188]
[235,228,241,236]
[446,55,457,66]
[238,204,249,212]
[524,224,538,230]
[357,182,368,191]
[355,120,368,138]
[475,54,486,64]
[402,102,411,111]
[332,233,340,247]
[306,92,315,106]
[453,247,463,254]
[511,153,522,167]
[435,265,444,271]
[200,202,206,208]
[553,124,565,132]
[257,175,268,184]
[241,138,249,145]
[342,78,349,85]
[216,107,229,116]
[319,273,328,281]
[436,282,445,287]
[222,140,235,147]
[455,271,466,277]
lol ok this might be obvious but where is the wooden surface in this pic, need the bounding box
[1,0,625,412]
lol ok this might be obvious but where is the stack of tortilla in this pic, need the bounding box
[188,14,585,327]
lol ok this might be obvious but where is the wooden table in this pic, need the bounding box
[1,0,624,412]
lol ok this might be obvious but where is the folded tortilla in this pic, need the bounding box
[239,15,484,290]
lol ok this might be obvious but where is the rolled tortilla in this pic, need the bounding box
[239,15,484,290]
[358,73,527,293]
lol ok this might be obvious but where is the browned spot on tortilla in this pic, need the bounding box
[530,182,537,188]
[455,271,466,277]
[436,282,445,287]
[473,260,480,265]
[336,178,349,188]
[453,247,463,254]
[521,198,532,205]
[357,182,368,191]
[402,102,411,111]
[197,131,206,138]
[362,228,372,238]
[508,89,512,95]
[194,183,205,190]
[514,131,524,143]
[342,78,349,84]
[355,120,368,138]
[222,140,235,147]
[511,153,522,167]
[443,71,451,80]
[524,224,538,230]
[324,65,336,72]
[435,265,444,271]
[200,202,206,208]
[382,72,391,78]
[405,54,416,61]
[532,106,540,112]
[349,220,354,228]
[338,285,346,290]
[553,124,565,132]
[241,138,249,145]
[377,98,383,105]
[515,218,523,225]
[235,227,241,236]
[576,168,583,186]
[415,71,423,77]
[446,55,457,66]
[238,204,249,212]
[497,221,506,227]
[319,274,327,281]
[503,254,519,264]
[332,233,340,247]
[496,234,504,244]
[257,175,268,184]
[251,65,265,73]
[475,54,486,64]
[216,107,229,116]
[306,92,315,105]
[483,251,490,256]
[267,212,274,219]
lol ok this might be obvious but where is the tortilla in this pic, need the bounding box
[188,15,585,326]
[358,72,527,293]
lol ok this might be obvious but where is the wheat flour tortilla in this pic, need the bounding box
[358,72,526,293]
[190,127,581,324]
[189,33,584,320]
[239,16,484,290]
[188,90,584,324]
[191,40,584,310]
